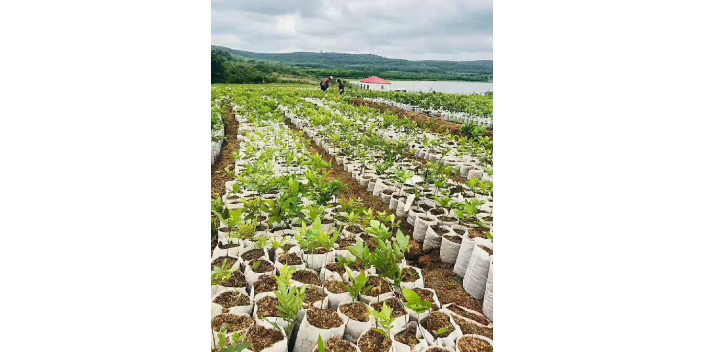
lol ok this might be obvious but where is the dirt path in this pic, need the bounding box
[211,104,240,199]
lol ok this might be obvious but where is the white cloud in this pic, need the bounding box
[211,0,493,60]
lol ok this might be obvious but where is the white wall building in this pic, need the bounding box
[359,76,392,91]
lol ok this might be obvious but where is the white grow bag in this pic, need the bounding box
[463,244,493,299]
[292,310,346,352]
[418,309,462,349]
[338,301,374,343]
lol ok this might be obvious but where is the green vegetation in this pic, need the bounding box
[212,47,492,83]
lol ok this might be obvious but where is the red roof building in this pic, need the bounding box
[360,76,391,84]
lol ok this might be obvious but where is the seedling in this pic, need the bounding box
[215,326,251,352]
[317,335,326,352]
[342,269,370,301]
[211,259,236,286]
[274,265,307,338]
[368,302,395,338]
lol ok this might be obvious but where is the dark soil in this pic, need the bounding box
[426,348,451,352]
[211,103,239,198]
[358,329,392,352]
[443,235,463,244]
[211,256,238,271]
[324,279,348,294]
[363,276,392,297]
[242,249,265,261]
[277,252,303,265]
[432,225,451,236]
[292,270,321,286]
[401,267,420,282]
[217,241,241,250]
[371,298,406,318]
[394,325,419,347]
[307,307,344,329]
[245,325,284,352]
[304,286,328,306]
[420,311,456,338]
[466,229,488,239]
[446,304,491,325]
[221,270,247,288]
[405,240,422,260]
[325,262,347,276]
[281,243,297,252]
[457,336,492,352]
[339,301,370,322]
[251,260,274,273]
[417,266,484,313]
[253,275,277,295]
[337,238,358,249]
[312,247,332,254]
[256,296,281,318]
[478,245,493,256]
[213,291,250,308]
[454,318,494,339]
[323,337,358,352]
[211,313,254,332]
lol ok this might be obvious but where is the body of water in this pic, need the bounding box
[351,80,493,94]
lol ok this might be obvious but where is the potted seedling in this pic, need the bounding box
[357,303,394,352]
[338,270,374,342]
[418,310,462,348]
[212,325,252,352]
[296,217,339,269]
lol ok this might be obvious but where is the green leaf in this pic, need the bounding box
[317,335,325,352]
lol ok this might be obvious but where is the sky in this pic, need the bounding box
[211,0,493,61]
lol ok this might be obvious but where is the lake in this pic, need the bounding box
[351,80,493,94]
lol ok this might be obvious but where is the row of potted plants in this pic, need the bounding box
[361,98,492,129]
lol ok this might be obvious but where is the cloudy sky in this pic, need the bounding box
[211,0,493,61]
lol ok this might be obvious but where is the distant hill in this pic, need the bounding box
[212,46,492,81]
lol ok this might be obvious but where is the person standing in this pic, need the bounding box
[337,79,345,95]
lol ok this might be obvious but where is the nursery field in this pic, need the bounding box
[211,84,494,352]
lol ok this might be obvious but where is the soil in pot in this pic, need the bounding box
[443,235,462,244]
[411,288,439,310]
[346,225,364,234]
[253,275,277,295]
[242,249,265,261]
[394,325,419,347]
[213,291,250,309]
[251,260,275,273]
[306,307,344,329]
[217,241,240,249]
[432,226,451,236]
[457,336,492,352]
[438,216,456,223]
[277,252,303,265]
[337,238,358,249]
[312,247,332,255]
[324,279,348,294]
[304,286,327,307]
[321,337,357,352]
[211,313,255,332]
[430,209,445,216]
[426,348,450,352]
[478,246,493,256]
[422,270,483,311]
[211,256,239,271]
[419,204,433,212]
[401,267,420,282]
[325,262,348,276]
[322,218,335,226]
[221,270,247,288]
[256,296,281,318]
[446,305,491,325]
[420,311,456,338]
[363,276,392,297]
[292,270,322,286]
[358,329,392,352]
[281,243,297,252]
[339,301,370,322]
[370,298,406,318]
[466,229,488,239]
[245,325,285,352]
[405,240,422,260]
[382,189,395,195]
[454,319,493,339]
